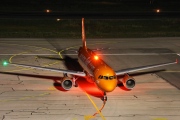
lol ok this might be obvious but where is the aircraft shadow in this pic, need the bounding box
[76,77,104,98]
[0,71,104,99]
[38,55,83,71]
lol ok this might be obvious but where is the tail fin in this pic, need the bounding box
[82,18,87,49]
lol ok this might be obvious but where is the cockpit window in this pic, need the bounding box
[104,76,108,80]
[98,75,116,80]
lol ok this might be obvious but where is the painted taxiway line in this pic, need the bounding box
[0,54,57,55]
[164,71,180,73]
[85,92,106,120]
[98,53,180,55]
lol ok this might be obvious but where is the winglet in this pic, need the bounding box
[82,18,87,49]
[176,59,178,64]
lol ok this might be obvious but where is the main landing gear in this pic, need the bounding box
[72,76,79,87]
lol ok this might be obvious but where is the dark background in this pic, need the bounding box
[1,0,180,18]
[1,0,180,12]
[0,0,180,38]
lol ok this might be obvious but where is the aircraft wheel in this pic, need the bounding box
[101,96,107,101]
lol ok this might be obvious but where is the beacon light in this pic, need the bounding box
[94,55,99,60]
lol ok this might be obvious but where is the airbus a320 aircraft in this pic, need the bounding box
[9,18,177,101]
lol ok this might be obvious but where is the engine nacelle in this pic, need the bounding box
[121,74,136,90]
[60,77,73,90]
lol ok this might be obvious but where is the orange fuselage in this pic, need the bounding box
[78,47,117,92]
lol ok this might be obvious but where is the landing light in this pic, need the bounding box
[57,18,61,21]
[46,9,50,13]
[156,9,160,13]
[94,55,99,60]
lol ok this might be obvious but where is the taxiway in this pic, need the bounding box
[0,38,180,120]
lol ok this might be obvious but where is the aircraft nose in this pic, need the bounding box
[98,79,117,92]
[103,84,115,92]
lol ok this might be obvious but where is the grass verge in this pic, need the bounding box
[0,19,180,38]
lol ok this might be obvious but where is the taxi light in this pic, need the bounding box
[156,9,160,13]
[46,9,50,13]
[94,55,99,60]
[57,18,61,21]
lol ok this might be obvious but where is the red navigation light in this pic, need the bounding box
[94,55,99,60]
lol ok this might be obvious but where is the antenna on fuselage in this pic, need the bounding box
[82,18,87,49]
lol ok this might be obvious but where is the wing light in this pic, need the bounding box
[2,61,8,66]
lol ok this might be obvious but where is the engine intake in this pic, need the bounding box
[61,77,73,90]
[122,74,136,90]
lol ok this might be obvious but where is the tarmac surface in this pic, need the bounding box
[0,38,180,120]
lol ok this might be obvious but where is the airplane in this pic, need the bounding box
[5,18,178,101]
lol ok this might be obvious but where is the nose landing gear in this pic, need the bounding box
[93,92,107,117]
[101,92,107,102]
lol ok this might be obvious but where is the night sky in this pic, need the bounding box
[0,0,180,12]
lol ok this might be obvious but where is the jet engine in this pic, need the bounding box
[60,77,73,90]
[121,74,136,90]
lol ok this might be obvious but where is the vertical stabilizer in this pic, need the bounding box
[82,18,87,49]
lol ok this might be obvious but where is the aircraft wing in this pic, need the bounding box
[10,63,86,77]
[115,59,178,76]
